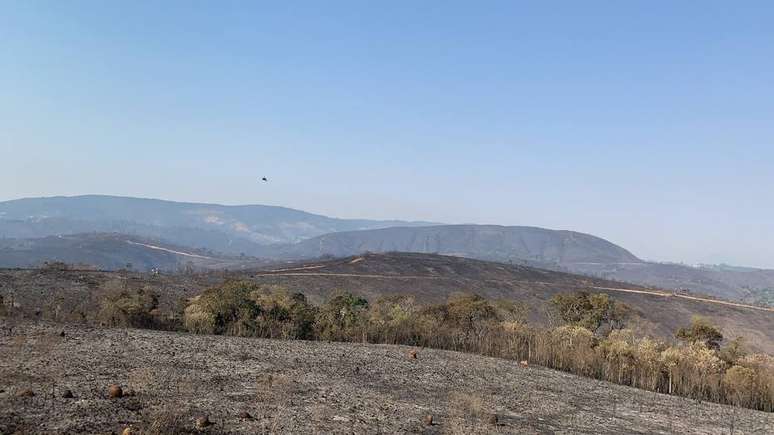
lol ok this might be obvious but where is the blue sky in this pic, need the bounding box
[2,1,774,267]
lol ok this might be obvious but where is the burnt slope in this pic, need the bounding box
[3,321,771,434]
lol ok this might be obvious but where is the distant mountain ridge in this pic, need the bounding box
[0,195,435,254]
[266,224,642,266]
[2,195,773,305]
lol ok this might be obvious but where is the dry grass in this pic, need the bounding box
[137,407,192,435]
[175,284,774,411]
[446,393,497,434]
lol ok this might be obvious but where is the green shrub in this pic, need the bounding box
[183,282,317,338]
[719,336,747,365]
[549,291,629,334]
[676,315,724,349]
[183,281,260,336]
[250,286,317,339]
[98,288,160,328]
[314,291,369,341]
[366,295,421,344]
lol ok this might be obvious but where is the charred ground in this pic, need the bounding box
[1,321,772,434]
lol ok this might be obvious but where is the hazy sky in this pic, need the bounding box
[2,1,774,267]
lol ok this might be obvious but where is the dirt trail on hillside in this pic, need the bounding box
[254,267,774,313]
[125,241,215,260]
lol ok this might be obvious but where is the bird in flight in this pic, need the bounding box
[261,177,268,182]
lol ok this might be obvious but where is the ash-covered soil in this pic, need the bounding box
[1,321,772,434]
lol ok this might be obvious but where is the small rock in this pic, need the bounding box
[422,414,433,426]
[16,389,35,398]
[238,411,253,419]
[195,416,213,428]
[487,413,499,425]
[108,384,123,399]
[61,389,74,399]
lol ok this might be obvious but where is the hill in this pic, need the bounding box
[0,195,433,255]
[1,321,771,434]
[263,225,774,303]
[0,233,266,271]
[266,224,641,265]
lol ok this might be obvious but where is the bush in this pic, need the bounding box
[250,286,317,339]
[719,336,746,364]
[366,295,421,344]
[314,292,369,341]
[737,354,774,411]
[723,365,757,407]
[549,291,630,335]
[676,315,724,349]
[183,282,316,338]
[183,281,260,336]
[98,288,160,328]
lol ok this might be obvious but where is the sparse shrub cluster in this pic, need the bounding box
[97,287,168,329]
[160,282,774,411]
[183,281,316,339]
[675,315,724,349]
[549,291,630,334]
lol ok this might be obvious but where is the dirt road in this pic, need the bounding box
[254,267,774,314]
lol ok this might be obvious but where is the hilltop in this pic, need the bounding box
[265,224,641,265]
